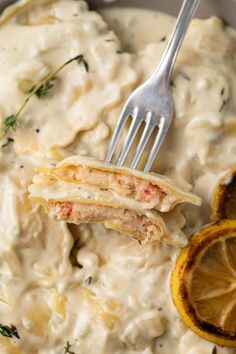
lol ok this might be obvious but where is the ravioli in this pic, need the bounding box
[37,155,201,212]
[29,156,201,247]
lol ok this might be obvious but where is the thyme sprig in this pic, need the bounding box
[0,54,89,139]
[0,324,20,339]
[25,77,57,99]
[2,115,21,134]
[74,54,89,72]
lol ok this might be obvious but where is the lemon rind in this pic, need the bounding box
[171,220,236,347]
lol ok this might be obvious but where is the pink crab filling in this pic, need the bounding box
[52,202,162,243]
[55,166,174,210]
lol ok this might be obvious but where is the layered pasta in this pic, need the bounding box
[29,156,201,247]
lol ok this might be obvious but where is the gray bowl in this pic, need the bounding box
[1,0,236,28]
[89,0,236,28]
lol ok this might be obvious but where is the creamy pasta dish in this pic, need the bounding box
[0,0,235,353]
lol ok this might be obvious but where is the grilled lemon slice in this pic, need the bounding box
[211,167,236,220]
[171,220,236,347]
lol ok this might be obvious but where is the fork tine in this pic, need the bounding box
[116,107,143,166]
[129,112,156,169]
[144,117,171,173]
[106,105,132,163]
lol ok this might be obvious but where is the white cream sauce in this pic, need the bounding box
[0,1,235,353]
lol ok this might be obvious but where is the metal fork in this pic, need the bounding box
[106,0,200,172]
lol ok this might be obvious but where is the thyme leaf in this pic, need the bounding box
[64,341,75,354]
[66,54,89,72]
[0,324,20,339]
[0,54,89,139]
[220,87,225,96]
[219,87,229,112]
[219,98,228,112]
[25,77,57,99]
[2,115,21,134]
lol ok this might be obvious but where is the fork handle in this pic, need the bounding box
[152,0,201,82]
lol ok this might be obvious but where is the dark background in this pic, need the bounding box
[1,0,236,27]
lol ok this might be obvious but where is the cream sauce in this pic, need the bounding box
[0,1,235,353]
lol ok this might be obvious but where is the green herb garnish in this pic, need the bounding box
[71,54,89,72]
[25,77,57,99]
[220,87,225,96]
[219,87,229,112]
[0,54,89,138]
[219,98,228,112]
[2,115,21,134]
[0,324,20,339]
[64,341,75,354]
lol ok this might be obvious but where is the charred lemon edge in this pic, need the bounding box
[211,167,236,221]
[171,219,236,347]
